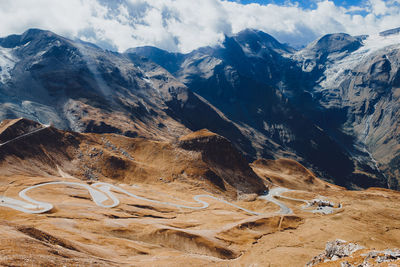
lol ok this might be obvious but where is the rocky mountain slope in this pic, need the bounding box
[293,30,400,190]
[1,28,399,190]
[0,118,266,196]
[0,29,251,148]
[132,28,400,190]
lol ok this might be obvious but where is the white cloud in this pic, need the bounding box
[368,0,388,15]
[0,0,399,53]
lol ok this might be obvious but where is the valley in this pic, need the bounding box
[0,118,399,266]
[1,24,400,266]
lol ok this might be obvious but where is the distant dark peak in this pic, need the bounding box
[21,28,52,37]
[75,39,101,50]
[355,35,369,42]
[125,46,184,74]
[221,34,246,53]
[0,29,46,48]
[380,27,400,37]
[306,33,363,57]
[0,34,21,48]
[103,28,295,71]
[235,29,276,42]
[126,46,166,55]
[0,28,67,49]
[189,45,216,56]
[126,46,183,59]
[233,28,295,54]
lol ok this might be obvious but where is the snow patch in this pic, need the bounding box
[0,47,18,83]
[320,33,400,90]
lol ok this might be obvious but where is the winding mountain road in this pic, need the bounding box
[0,181,278,215]
[0,179,340,216]
[0,124,340,216]
[259,187,294,214]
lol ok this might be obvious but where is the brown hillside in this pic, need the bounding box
[1,118,400,267]
[252,158,343,191]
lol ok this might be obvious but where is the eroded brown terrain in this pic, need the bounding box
[1,118,400,266]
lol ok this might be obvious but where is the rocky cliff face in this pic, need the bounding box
[294,30,400,189]
[133,29,394,189]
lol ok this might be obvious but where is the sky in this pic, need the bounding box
[0,0,399,53]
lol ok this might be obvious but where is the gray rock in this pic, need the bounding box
[306,239,364,266]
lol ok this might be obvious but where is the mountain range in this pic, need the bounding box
[1,27,400,267]
[1,27,400,190]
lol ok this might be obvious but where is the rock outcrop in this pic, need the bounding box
[307,240,365,266]
[307,240,400,266]
[179,129,267,194]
